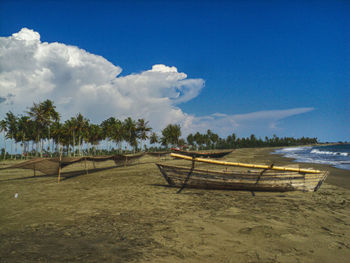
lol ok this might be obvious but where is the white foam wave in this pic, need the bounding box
[311,149,349,156]
[276,146,311,153]
[292,157,340,166]
[273,145,350,170]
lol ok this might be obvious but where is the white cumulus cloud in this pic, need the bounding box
[0,28,314,137]
[0,28,204,130]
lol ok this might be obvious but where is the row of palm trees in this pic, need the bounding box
[1,99,318,160]
[0,100,167,159]
[185,130,318,150]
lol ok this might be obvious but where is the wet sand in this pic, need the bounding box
[0,148,349,262]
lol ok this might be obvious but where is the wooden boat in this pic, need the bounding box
[147,151,171,157]
[156,153,329,192]
[171,148,232,158]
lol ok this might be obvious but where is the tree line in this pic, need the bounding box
[0,99,318,160]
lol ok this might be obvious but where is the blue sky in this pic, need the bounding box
[0,0,349,142]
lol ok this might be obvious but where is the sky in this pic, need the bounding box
[0,0,349,142]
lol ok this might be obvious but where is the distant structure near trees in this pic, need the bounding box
[0,99,318,160]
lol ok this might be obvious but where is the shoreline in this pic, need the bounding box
[264,147,350,190]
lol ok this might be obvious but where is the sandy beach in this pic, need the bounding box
[0,147,349,262]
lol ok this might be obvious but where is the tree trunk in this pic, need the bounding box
[36,134,40,157]
[40,139,43,158]
[10,135,13,159]
[21,143,24,159]
[78,135,81,156]
[3,135,6,160]
[68,139,71,157]
[14,142,18,160]
[72,131,76,157]
[48,126,52,157]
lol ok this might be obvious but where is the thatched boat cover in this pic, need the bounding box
[2,153,146,176]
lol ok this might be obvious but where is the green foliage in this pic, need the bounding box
[0,99,320,158]
[186,130,318,150]
[161,124,181,148]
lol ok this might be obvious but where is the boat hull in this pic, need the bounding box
[156,164,328,192]
[171,149,232,158]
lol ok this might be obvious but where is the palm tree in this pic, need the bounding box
[16,116,31,158]
[208,130,219,149]
[111,119,124,153]
[161,124,181,148]
[27,102,47,157]
[64,118,77,156]
[75,113,89,156]
[41,99,60,156]
[186,133,194,148]
[5,112,17,159]
[51,121,65,156]
[136,119,152,151]
[123,117,137,152]
[0,120,8,160]
[193,132,204,149]
[149,132,159,148]
[101,117,117,152]
[86,123,102,155]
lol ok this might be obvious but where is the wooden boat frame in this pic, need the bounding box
[156,164,328,192]
[171,149,233,158]
[156,153,329,192]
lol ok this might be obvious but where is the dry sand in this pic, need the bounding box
[0,147,349,263]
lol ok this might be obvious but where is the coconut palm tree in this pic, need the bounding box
[0,120,8,160]
[64,118,77,156]
[193,132,204,149]
[5,112,17,159]
[16,115,31,159]
[186,133,195,148]
[208,130,219,149]
[27,102,47,157]
[149,132,159,148]
[86,123,103,155]
[111,119,124,153]
[101,117,117,152]
[41,99,60,156]
[75,113,89,156]
[161,124,181,148]
[123,117,137,152]
[51,121,65,156]
[136,119,152,151]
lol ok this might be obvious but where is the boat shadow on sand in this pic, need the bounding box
[149,183,271,196]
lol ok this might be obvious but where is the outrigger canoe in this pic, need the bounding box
[156,153,328,192]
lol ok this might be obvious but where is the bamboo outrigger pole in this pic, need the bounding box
[170,153,321,174]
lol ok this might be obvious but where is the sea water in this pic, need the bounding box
[273,144,350,170]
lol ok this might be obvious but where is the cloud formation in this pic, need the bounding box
[187,107,314,136]
[0,28,313,137]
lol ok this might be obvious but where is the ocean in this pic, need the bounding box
[273,144,350,170]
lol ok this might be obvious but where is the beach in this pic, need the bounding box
[0,147,349,262]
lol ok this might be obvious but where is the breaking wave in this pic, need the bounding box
[310,149,349,157]
[273,144,350,170]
